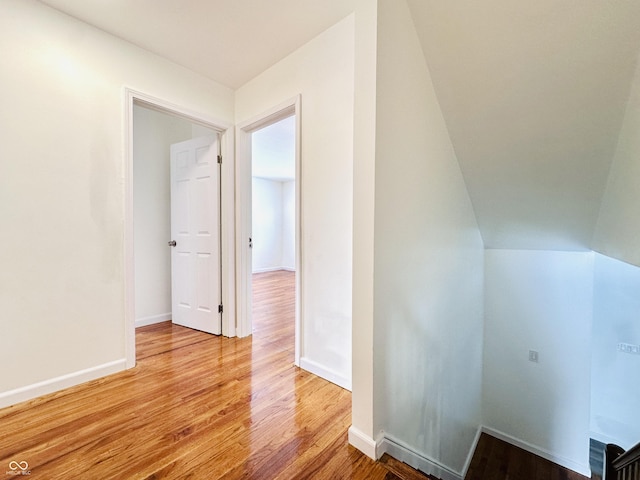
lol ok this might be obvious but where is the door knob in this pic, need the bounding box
[168,240,177,247]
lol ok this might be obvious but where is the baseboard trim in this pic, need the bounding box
[462,426,483,478]
[348,426,379,459]
[252,266,296,274]
[299,357,351,391]
[378,433,463,480]
[0,359,127,409]
[481,426,592,477]
[135,312,171,328]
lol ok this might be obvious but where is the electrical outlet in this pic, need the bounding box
[528,350,539,363]
[618,343,640,355]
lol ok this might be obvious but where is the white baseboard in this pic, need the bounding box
[375,426,591,479]
[135,312,171,328]
[482,426,592,477]
[299,357,351,391]
[462,426,483,478]
[252,266,296,274]
[378,433,463,480]
[0,359,127,409]
[348,426,379,459]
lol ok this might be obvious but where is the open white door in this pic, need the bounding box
[169,135,222,335]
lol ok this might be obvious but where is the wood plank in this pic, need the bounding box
[0,270,424,479]
[378,453,440,480]
[464,433,591,480]
[7,271,588,480]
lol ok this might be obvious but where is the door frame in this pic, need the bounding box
[236,96,302,366]
[123,88,236,368]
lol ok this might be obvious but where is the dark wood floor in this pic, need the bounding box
[465,433,591,480]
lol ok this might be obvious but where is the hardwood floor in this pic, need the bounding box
[4,270,586,479]
[465,433,591,480]
[252,270,296,353]
[0,270,428,479]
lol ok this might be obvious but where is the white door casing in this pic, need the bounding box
[236,96,301,365]
[125,88,236,369]
[170,135,221,335]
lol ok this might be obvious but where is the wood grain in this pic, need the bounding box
[0,270,430,479]
[464,433,591,480]
[0,271,591,480]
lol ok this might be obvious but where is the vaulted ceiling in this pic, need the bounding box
[38,0,640,252]
[408,0,640,251]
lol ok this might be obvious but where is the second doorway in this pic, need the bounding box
[250,114,297,355]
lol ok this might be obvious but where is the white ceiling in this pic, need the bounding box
[38,0,640,251]
[38,0,355,89]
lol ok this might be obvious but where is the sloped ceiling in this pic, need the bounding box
[38,0,640,252]
[407,0,640,250]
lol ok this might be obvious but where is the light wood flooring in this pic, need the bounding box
[1,270,591,479]
[0,270,429,479]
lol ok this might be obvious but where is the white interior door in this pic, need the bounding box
[170,135,221,335]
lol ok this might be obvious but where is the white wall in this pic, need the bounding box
[0,0,233,406]
[235,15,354,388]
[350,0,379,453]
[483,249,593,475]
[593,53,640,267]
[372,1,485,477]
[251,177,295,272]
[133,105,190,324]
[252,177,283,272]
[591,253,640,449]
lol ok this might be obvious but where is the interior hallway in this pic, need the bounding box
[0,270,590,479]
[0,271,413,479]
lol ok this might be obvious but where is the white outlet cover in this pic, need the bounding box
[618,343,640,355]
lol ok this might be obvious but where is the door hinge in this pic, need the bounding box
[217,154,222,164]
[218,304,223,314]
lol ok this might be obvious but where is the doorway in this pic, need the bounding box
[236,97,302,365]
[124,89,235,368]
[251,116,297,349]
